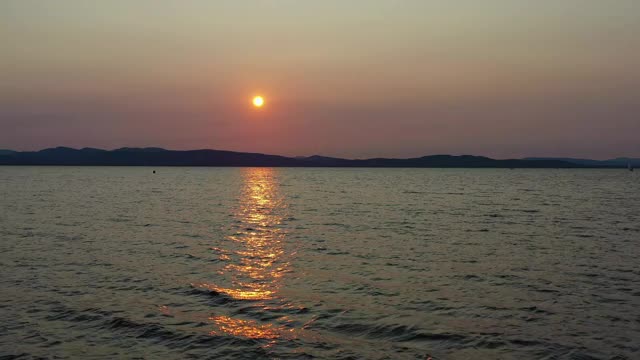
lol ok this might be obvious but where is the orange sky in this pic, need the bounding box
[1,1,639,159]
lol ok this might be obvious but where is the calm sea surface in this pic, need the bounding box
[1,167,638,359]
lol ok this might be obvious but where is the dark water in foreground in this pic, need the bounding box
[1,167,638,359]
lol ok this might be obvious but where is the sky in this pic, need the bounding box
[1,1,639,159]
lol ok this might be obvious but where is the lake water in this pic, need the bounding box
[1,167,638,359]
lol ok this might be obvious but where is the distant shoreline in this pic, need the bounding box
[0,147,637,168]
[0,165,628,169]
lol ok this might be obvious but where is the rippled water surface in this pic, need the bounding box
[1,167,639,359]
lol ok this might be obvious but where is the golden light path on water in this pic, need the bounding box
[195,168,294,340]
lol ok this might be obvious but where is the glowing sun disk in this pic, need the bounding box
[252,96,264,108]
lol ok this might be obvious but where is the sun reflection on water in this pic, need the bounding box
[199,168,293,339]
[208,315,294,340]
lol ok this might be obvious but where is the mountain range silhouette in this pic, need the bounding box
[0,147,637,168]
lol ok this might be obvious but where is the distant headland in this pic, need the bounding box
[0,147,638,168]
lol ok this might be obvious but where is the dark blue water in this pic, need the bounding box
[1,167,638,359]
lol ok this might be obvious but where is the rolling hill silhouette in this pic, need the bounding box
[0,147,603,168]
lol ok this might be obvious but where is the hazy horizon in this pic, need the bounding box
[1,145,640,162]
[2,1,639,159]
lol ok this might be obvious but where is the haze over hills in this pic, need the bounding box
[1,147,634,168]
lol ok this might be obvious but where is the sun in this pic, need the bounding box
[252,96,265,108]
